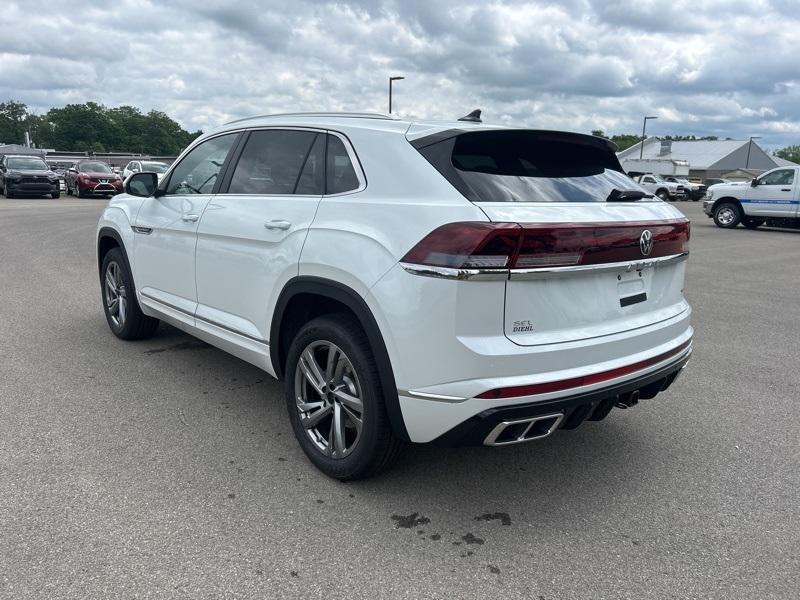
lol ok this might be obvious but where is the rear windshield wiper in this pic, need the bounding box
[606,189,647,202]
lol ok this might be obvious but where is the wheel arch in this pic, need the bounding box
[271,276,410,441]
[97,227,132,278]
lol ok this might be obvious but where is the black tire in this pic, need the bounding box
[713,201,742,229]
[100,247,159,340]
[284,314,405,480]
[75,183,84,198]
[5,187,13,199]
[51,192,60,199]
[656,189,669,201]
[67,180,73,195]
[742,217,765,229]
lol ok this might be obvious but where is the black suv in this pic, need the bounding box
[0,155,61,198]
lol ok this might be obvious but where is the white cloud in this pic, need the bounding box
[0,0,798,148]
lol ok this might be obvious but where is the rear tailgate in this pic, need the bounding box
[479,202,689,346]
[410,127,690,347]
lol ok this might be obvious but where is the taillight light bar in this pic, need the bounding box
[401,219,690,271]
[476,339,692,400]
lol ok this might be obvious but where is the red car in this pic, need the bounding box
[65,160,123,198]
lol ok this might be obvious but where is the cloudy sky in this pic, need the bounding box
[1,0,798,148]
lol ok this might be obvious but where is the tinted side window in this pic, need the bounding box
[166,134,237,195]
[326,135,360,195]
[228,130,317,195]
[294,134,325,195]
[760,169,794,186]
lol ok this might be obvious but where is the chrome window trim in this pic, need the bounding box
[400,252,689,281]
[187,126,366,197]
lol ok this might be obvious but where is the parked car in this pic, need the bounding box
[665,177,706,201]
[122,160,169,182]
[633,174,686,200]
[97,113,693,479]
[703,166,800,229]
[0,154,61,198]
[65,160,123,197]
[47,162,68,192]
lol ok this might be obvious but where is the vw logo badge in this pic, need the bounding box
[640,230,653,256]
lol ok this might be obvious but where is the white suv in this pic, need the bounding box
[96,112,693,479]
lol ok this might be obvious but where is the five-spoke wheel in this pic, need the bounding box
[285,314,404,480]
[104,260,127,328]
[294,341,364,458]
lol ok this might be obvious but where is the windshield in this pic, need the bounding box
[141,162,168,173]
[415,130,643,203]
[80,162,112,173]
[7,157,49,170]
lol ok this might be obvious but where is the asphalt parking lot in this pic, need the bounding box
[1,198,798,599]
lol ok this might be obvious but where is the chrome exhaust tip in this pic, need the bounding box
[483,413,564,446]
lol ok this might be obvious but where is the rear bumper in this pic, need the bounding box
[431,348,690,447]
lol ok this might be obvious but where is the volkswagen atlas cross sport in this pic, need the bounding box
[96,111,693,480]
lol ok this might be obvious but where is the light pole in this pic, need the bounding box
[389,76,404,114]
[640,116,658,159]
[745,136,761,169]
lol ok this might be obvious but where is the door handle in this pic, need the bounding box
[781,188,791,192]
[182,214,200,222]
[264,220,291,230]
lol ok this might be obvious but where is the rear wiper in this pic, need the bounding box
[606,189,647,202]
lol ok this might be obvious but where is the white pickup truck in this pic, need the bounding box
[633,174,686,201]
[703,166,800,229]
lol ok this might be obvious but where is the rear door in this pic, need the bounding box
[133,133,239,319]
[412,129,690,346]
[744,168,798,217]
[194,128,326,345]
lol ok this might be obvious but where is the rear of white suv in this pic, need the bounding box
[97,113,692,480]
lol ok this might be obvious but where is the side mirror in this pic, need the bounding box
[750,178,759,187]
[125,172,158,197]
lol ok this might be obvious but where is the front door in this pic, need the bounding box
[194,129,326,348]
[133,133,239,320]
[745,168,798,217]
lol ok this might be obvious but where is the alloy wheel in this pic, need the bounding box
[104,261,127,327]
[294,341,364,458]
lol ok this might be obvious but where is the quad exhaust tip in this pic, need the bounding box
[483,413,564,446]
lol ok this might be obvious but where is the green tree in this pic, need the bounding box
[610,134,641,151]
[0,100,29,144]
[775,145,800,164]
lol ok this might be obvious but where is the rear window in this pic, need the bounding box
[416,130,638,203]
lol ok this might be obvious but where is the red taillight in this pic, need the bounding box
[401,219,689,270]
[476,339,692,400]
[400,222,521,269]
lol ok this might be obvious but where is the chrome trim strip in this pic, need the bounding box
[139,291,268,345]
[131,226,152,235]
[400,252,689,281]
[399,263,509,281]
[509,252,689,280]
[400,389,467,403]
